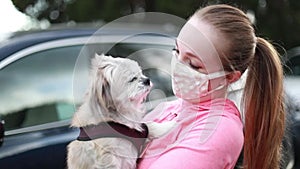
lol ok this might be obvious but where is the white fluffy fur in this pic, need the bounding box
[67,54,175,169]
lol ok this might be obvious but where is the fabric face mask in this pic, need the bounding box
[171,53,227,102]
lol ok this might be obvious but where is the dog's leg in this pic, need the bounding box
[146,121,177,139]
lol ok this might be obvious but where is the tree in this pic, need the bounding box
[11,0,300,50]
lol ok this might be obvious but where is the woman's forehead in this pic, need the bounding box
[177,19,225,72]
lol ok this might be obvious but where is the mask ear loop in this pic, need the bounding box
[204,70,229,97]
[224,59,246,124]
[207,71,228,80]
[213,54,237,94]
[204,52,231,97]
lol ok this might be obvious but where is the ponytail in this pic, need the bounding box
[193,4,286,168]
[243,37,285,169]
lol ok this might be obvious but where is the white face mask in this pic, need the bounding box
[171,53,227,102]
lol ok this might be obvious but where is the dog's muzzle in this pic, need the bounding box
[141,77,151,86]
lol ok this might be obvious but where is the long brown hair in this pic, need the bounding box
[194,4,285,169]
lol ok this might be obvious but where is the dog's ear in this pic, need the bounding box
[87,53,117,115]
[96,75,116,112]
[93,53,115,66]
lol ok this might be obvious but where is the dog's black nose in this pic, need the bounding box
[142,78,151,86]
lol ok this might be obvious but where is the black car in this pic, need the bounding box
[0,24,179,169]
[0,25,299,169]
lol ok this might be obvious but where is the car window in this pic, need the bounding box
[0,41,174,131]
[0,46,81,130]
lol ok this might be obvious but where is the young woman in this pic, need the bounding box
[138,4,285,169]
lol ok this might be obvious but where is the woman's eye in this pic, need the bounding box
[189,63,201,70]
[129,77,138,83]
[189,60,202,70]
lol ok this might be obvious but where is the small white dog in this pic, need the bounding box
[68,54,174,169]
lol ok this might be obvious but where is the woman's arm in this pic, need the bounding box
[145,112,244,169]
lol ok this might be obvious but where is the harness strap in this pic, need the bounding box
[77,121,148,153]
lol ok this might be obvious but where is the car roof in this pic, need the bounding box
[0,24,179,62]
[0,28,98,62]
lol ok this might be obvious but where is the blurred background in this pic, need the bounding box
[1,0,300,50]
[1,1,300,169]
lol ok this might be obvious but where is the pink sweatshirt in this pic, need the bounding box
[138,98,244,169]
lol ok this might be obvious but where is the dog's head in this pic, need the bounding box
[88,53,152,116]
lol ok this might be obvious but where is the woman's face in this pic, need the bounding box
[175,17,230,92]
[176,17,229,74]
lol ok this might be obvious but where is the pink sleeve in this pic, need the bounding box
[147,148,222,169]
[144,110,244,169]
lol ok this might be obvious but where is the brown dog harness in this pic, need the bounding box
[77,121,148,153]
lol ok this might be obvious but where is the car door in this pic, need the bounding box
[0,34,176,169]
[0,44,82,169]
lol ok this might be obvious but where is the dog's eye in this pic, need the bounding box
[129,77,138,83]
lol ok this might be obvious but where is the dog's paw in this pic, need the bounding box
[146,121,177,139]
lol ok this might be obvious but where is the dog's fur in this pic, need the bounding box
[67,54,174,169]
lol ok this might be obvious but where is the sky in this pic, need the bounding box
[0,0,30,32]
[0,0,41,41]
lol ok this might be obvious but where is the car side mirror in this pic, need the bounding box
[0,120,4,147]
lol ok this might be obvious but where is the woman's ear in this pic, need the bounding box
[226,70,241,83]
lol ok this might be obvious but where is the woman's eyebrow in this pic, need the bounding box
[175,39,204,64]
[186,52,202,62]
